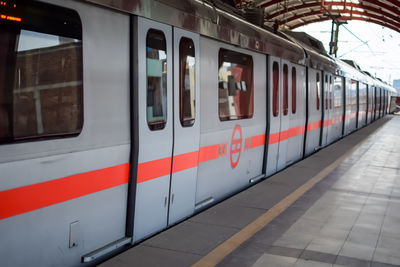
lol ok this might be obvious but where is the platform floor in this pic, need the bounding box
[100,115,400,267]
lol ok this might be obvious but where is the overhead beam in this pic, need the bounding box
[276,9,400,32]
[289,16,400,34]
[266,1,399,23]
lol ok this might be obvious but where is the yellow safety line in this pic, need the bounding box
[192,132,374,267]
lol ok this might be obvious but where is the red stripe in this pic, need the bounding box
[0,163,129,220]
[172,151,199,173]
[269,132,280,145]
[269,125,306,145]
[137,157,171,184]
[198,144,220,163]
[287,125,305,139]
[307,120,321,131]
[250,134,265,148]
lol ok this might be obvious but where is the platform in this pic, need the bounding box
[100,115,399,267]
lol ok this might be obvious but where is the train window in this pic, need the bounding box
[329,76,333,109]
[0,1,83,144]
[146,29,167,130]
[283,64,288,116]
[218,48,253,121]
[325,75,328,110]
[316,72,320,110]
[179,37,195,127]
[292,67,296,114]
[350,80,357,106]
[334,76,343,107]
[272,62,279,117]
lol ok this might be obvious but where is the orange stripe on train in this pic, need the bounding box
[0,163,130,220]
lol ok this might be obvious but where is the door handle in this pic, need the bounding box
[171,194,174,204]
[164,196,168,207]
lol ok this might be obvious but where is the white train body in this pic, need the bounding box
[0,0,396,266]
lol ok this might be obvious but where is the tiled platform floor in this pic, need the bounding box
[100,115,399,267]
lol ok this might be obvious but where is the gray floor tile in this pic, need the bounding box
[373,247,400,266]
[306,237,345,255]
[143,220,237,255]
[98,245,201,267]
[251,253,297,267]
[273,232,314,250]
[189,202,266,229]
[347,231,379,247]
[339,241,375,261]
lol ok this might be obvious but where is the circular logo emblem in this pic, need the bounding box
[230,125,243,169]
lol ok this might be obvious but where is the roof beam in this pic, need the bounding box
[289,16,400,34]
[266,1,400,22]
[276,8,400,31]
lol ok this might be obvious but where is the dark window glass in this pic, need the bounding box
[146,29,167,130]
[334,76,343,107]
[0,1,83,144]
[218,48,253,121]
[325,75,328,110]
[283,64,288,116]
[292,67,296,114]
[316,72,320,110]
[272,62,279,117]
[179,37,195,127]
[329,76,333,109]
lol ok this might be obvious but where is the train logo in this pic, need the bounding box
[230,125,243,169]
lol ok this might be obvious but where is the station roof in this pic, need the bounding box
[235,0,400,33]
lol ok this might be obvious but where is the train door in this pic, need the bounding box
[304,69,322,156]
[169,28,200,225]
[133,17,200,241]
[377,88,382,118]
[321,74,330,147]
[276,60,290,171]
[134,17,173,241]
[372,86,376,121]
[267,57,281,175]
[286,64,306,165]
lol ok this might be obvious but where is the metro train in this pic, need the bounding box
[0,0,396,266]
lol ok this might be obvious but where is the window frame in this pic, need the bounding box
[0,1,83,145]
[272,61,279,117]
[146,28,168,131]
[179,37,196,127]
[291,67,297,114]
[282,64,288,116]
[316,72,320,110]
[218,48,254,121]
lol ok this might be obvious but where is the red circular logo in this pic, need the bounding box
[230,125,242,169]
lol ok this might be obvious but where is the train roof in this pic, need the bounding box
[82,0,396,92]
[83,0,306,63]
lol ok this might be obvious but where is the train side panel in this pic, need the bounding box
[196,37,266,205]
[0,1,130,266]
[286,64,306,165]
[304,68,322,156]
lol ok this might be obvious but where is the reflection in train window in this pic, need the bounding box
[272,62,279,117]
[146,29,167,130]
[350,80,357,106]
[292,67,296,114]
[316,72,320,110]
[334,76,343,107]
[283,64,288,116]
[0,1,83,144]
[359,83,367,105]
[218,48,253,121]
[179,37,195,127]
[329,76,333,109]
[325,75,328,110]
